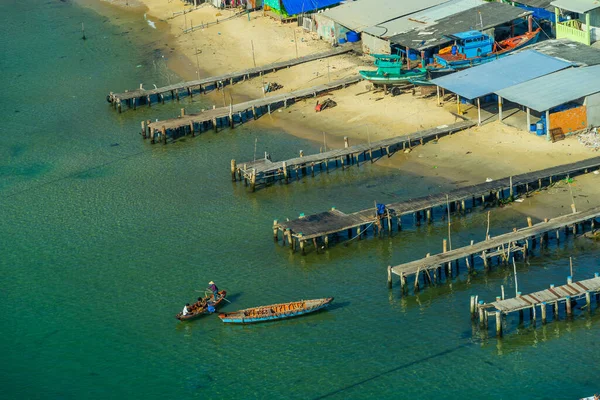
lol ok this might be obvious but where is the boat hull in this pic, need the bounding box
[219,297,333,324]
[432,29,541,70]
[359,69,426,86]
[176,290,227,321]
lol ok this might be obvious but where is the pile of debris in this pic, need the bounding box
[577,127,600,150]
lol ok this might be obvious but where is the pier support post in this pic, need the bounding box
[566,296,572,316]
[161,126,167,145]
[190,122,195,137]
[470,295,476,319]
[141,121,146,139]
[586,291,591,309]
[478,301,485,326]
[495,312,502,337]
[231,159,237,181]
[250,169,257,192]
[387,266,392,289]
[286,229,293,249]
[282,161,288,183]
[541,302,547,324]
[298,233,305,255]
[272,220,279,241]
[400,273,407,294]
[426,208,432,224]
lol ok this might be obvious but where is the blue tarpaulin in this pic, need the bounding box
[281,0,341,15]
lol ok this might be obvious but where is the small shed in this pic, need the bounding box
[496,65,600,139]
[552,0,600,45]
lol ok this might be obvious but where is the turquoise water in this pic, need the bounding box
[2,1,600,399]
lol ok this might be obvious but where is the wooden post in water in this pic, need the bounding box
[470,295,476,319]
[282,161,288,183]
[495,312,502,337]
[541,302,547,324]
[387,266,392,289]
[478,301,485,326]
[231,159,237,181]
[273,220,278,241]
[299,233,305,255]
[286,229,293,249]
[141,121,146,139]
[565,295,572,316]
[250,169,257,192]
[161,126,167,145]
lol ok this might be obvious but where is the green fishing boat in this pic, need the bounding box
[359,54,427,85]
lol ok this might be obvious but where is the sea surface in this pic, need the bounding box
[1,1,599,399]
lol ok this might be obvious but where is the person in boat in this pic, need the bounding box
[195,297,206,309]
[207,281,219,301]
[182,303,191,316]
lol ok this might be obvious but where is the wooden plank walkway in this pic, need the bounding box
[106,46,356,112]
[142,75,361,143]
[474,274,600,336]
[485,276,600,313]
[389,206,600,290]
[275,156,600,251]
[234,120,476,190]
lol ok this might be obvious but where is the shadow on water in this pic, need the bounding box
[327,300,350,311]
[313,343,472,400]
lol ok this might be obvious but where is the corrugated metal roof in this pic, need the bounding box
[363,0,484,39]
[430,50,572,100]
[281,0,342,15]
[551,0,600,13]
[321,0,451,33]
[512,38,600,67]
[515,0,553,9]
[496,65,600,112]
[389,2,532,51]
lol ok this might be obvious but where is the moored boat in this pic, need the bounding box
[359,54,427,85]
[432,28,541,70]
[175,290,227,321]
[218,297,333,324]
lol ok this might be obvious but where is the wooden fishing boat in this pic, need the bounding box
[359,54,427,85]
[218,297,333,324]
[175,290,227,321]
[432,28,541,70]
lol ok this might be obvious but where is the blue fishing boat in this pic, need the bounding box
[432,28,541,70]
[359,54,427,85]
[218,297,333,324]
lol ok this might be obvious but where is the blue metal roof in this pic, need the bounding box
[281,0,342,15]
[430,50,572,100]
[451,30,484,39]
[496,65,600,112]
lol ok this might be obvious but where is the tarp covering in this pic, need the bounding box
[430,50,572,100]
[265,0,283,11]
[496,64,600,112]
[281,0,342,15]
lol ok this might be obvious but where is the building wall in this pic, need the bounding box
[361,32,391,54]
[549,105,587,134]
[314,13,349,43]
[587,92,600,127]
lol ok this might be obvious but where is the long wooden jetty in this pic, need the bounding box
[388,206,600,293]
[274,156,600,253]
[142,75,361,143]
[474,274,600,337]
[234,120,476,191]
[106,46,356,112]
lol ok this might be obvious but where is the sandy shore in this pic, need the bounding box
[88,0,600,219]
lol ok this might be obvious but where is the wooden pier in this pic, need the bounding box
[274,156,600,253]
[106,46,356,112]
[234,120,476,190]
[475,274,600,337]
[142,75,361,143]
[388,206,600,293]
